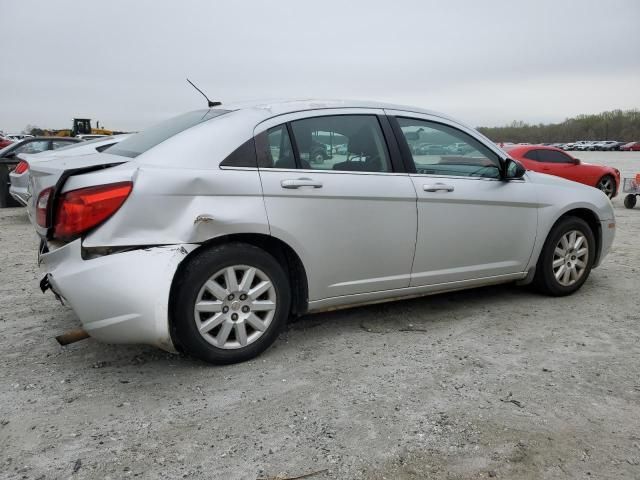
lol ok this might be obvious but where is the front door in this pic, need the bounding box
[388,112,539,286]
[255,110,418,301]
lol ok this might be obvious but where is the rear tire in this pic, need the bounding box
[624,194,637,209]
[172,243,291,364]
[533,216,596,296]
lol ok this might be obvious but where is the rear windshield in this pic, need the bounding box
[107,109,230,158]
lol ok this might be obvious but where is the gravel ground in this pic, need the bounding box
[1,152,639,480]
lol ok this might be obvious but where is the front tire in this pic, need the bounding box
[172,243,291,364]
[596,175,616,198]
[533,216,596,296]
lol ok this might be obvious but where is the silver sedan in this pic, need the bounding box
[25,100,615,364]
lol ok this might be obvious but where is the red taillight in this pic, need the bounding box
[36,187,53,228]
[53,182,133,241]
[14,160,29,174]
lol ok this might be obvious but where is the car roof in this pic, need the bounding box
[209,98,461,123]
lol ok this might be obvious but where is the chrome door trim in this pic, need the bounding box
[253,107,388,136]
[383,108,508,160]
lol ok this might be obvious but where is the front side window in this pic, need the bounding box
[289,115,391,172]
[396,118,501,178]
[537,149,574,164]
[523,150,540,161]
[15,140,49,154]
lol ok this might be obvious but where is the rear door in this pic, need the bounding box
[387,111,539,286]
[255,109,418,301]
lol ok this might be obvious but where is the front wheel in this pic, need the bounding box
[172,243,291,364]
[596,175,616,198]
[533,216,595,296]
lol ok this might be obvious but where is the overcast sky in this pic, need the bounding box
[1,0,639,133]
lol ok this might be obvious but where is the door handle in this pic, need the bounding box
[423,183,454,192]
[281,178,323,189]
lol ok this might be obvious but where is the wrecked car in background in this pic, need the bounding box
[27,100,615,364]
[1,136,81,207]
[9,135,130,206]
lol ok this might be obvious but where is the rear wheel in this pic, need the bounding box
[624,194,637,209]
[172,243,291,364]
[596,175,616,198]
[533,216,595,296]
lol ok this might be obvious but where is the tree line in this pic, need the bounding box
[477,109,640,143]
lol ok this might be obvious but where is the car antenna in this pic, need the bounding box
[186,78,221,107]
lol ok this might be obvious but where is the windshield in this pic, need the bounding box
[107,109,230,158]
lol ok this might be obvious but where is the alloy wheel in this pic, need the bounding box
[552,230,589,287]
[597,177,614,198]
[194,265,277,349]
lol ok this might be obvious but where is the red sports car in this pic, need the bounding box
[506,145,620,198]
[620,142,640,151]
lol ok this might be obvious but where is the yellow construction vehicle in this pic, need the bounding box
[54,118,114,137]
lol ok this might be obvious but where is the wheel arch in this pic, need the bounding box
[553,208,602,265]
[168,233,309,350]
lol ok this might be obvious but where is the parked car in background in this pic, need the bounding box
[6,134,34,141]
[620,142,640,151]
[0,137,81,207]
[0,135,13,149]
[27,100,615,364]
[575,141,598,151]
[506,145,620,198]
[9,135,130,206]
[592,141,618,151]
[601,141,627,151]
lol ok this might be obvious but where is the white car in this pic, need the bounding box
[26,100,615,364]
[9,135,129,206]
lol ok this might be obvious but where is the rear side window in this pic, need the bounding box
[537,149,574,164]
[291,115,391,172]
[219,139,258,167]
[108,109,230,158]
[256,125,295,168]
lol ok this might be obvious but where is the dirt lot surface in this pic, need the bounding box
[1,152,639,480]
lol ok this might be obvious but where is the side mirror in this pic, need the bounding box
[573,158,581,165]
[504,158,526,179]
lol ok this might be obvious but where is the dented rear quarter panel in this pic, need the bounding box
[81,166,270,247]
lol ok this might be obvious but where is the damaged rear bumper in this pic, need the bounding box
[39,239,198,352]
